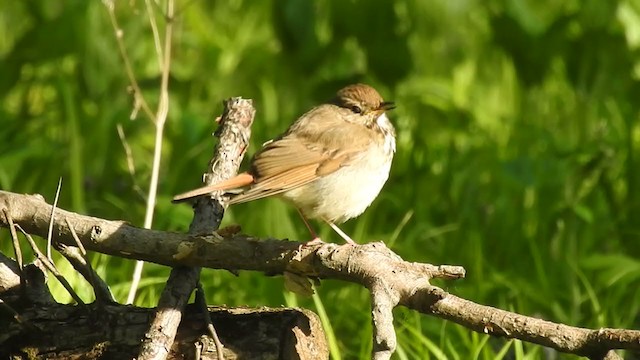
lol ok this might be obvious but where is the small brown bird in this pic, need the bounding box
[173,84,396,244]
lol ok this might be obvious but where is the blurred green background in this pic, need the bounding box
[2,0,640,358]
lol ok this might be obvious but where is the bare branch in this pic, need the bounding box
[1,190,637,358]
[66,217,87,256]
[370,282,398,359]
[104,0,156,122]
[0,297,31,330]
[2,209,23,279]
[408,287,635,359]
[56,219,115,304]
[116,124,146,199]
[196,283,224,360]
[139,94,254,358]
[46,177,63,260]
[145,0,164,67]
[16,224,84,305]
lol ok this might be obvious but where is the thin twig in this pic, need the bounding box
[116,124,146,199]
[63,218,115,303]
[127,262,144,304]
[115,124,136,178]
[65,217,87,256]
[16,225,84,305]
[2,209,23,276]
[196,283,224,360]
[56,244,114,303]
[194,342,203,359]
[46,177,63,261]
[104,0,156,122]
[0,297,31,328]
[126,0,175,305]
[145,0,163,67]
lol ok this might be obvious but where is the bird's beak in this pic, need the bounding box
[379,101,396,111]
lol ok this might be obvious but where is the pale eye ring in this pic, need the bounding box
[351,105,363,114]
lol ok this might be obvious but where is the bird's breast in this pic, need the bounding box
[282,139,394,224]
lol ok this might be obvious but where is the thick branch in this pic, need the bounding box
[2,303,328,360]
[140,96,255,360]
[410,288,631,359]
[370,282,397,360]
[0,192,461,280]
[1,269,326,360]
[1,190,638,358]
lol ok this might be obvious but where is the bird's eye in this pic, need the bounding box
[351,105,363,114]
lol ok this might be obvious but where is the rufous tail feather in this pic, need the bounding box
[172,173,254,202]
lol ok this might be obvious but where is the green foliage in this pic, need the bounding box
[2,0,640,358]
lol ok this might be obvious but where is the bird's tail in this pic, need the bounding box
[172,172,254,203]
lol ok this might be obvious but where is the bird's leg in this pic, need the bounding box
[325,220,356,244]
[296,208,324,245]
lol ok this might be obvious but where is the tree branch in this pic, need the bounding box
[139,95,254,360]
[0,252,327,360]
[1,189,637,359]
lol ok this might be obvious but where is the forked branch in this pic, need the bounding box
[1,189,638,359]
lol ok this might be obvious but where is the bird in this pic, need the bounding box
[173,83,396,244]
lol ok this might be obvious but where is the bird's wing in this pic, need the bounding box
[228,135,361,204]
